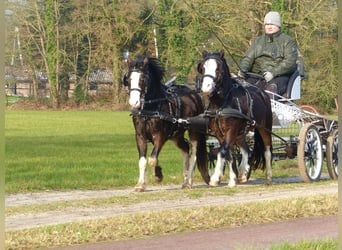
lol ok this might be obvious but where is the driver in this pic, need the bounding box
[238,11,298,96]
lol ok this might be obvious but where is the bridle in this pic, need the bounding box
[198,55,225,94]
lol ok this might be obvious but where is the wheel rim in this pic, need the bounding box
[304,127,323,180]
[327,129,338,179]
[332,135,338,176]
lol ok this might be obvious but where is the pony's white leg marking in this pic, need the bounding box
[184,140,197,188]
[128,72,142,109]
[209,153,225,186]
[148,155,158,181]
[228,160,237,187]
[181,150,190,182]
[135,157,147,192]
[148,156,157,168]
[238,147,250,183]
[264,145,272,185]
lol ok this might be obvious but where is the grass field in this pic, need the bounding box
[5,110,332,194]
[5,110,209,193]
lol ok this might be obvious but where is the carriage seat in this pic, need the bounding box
[283,69,301,100]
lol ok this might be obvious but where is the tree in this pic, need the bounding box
[4,0,337,112]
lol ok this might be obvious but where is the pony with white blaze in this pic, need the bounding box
[124,55,210,192]
[197,50,273,187]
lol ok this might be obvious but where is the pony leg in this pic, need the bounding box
[238,147,250,183]
[209,151,225,186]
[135,157,147,192]
[148,143,165,183]
[228,159,238,187]
[182,140,197,189]
[171,136,192,189]
[148,155,163,183]
[264,145,272,185]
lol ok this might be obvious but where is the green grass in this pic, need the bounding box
[270,239,337,250]
[5,110,333,193]
[5,110,198,193]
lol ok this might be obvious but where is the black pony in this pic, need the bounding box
[197,50,273,187]
[124,55,210,192]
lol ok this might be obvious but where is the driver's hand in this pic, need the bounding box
[263,71,274,82]
[238,70,246,79]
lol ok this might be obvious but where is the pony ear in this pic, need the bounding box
[202,50,208,58]
[122,73,129,87]
[127,58,132,67]
[219,49,225,58]
[143,57,149,66]
[197,62,203,74]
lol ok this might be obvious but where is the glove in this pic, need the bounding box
[263,71,273,82]
[238,70,246,79]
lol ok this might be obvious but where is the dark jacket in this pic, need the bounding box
[240,30,298,77]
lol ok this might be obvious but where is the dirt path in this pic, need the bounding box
[5,177,338,231]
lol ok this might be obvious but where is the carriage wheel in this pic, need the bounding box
[297,123,323,182]
[326,129,338,180]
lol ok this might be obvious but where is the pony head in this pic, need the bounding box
[126,55,149,109]
[126,55,165,109]
[197,50,225,95]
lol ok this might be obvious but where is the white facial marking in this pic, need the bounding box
[129,71,142,108]
[201,59,217,94]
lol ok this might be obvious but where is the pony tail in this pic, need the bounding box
[196,133,210,184]
[250,129,266,171]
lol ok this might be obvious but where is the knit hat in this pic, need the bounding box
[264,11,281,27]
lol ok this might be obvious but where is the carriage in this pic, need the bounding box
[205,60,339,183]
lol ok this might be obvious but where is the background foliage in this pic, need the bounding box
[5,0,338,112]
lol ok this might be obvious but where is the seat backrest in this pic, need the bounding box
[284,70,301,100]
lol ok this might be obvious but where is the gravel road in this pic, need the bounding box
[5,177,338,231]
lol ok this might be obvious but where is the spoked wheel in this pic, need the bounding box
[326,129,338,180]
[297,123,323,182]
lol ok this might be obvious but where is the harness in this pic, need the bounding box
[200,55,257,137]
[130,84,186,139]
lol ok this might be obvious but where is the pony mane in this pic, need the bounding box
[130,55,166,90]
[145,57,165,86]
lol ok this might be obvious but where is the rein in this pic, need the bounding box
[131,109,179,124]
[131,85,197,126]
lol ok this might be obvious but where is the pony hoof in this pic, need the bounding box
[134,186,145,192]
[182,183,192,189]
[265,179,272,185]
[228,182,237,188]
[238,175,248,183]
[209,180,219,187]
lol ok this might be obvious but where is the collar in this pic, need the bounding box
[265,30,281,42]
